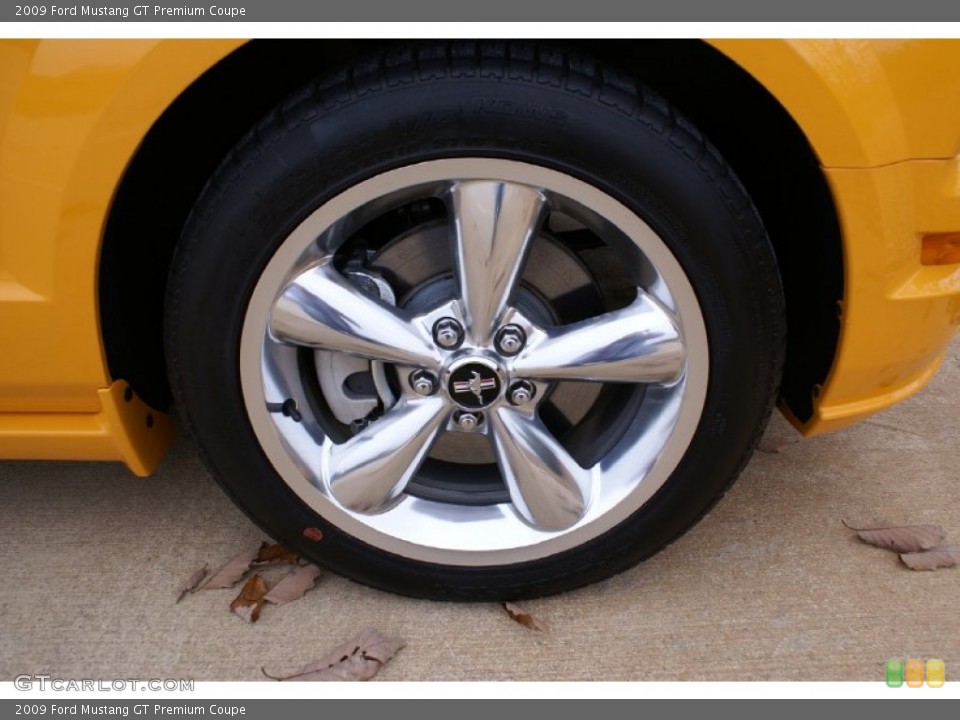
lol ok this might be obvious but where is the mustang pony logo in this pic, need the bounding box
[452,371,497,403]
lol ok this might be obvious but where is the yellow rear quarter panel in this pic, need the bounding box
[713,40,960,432]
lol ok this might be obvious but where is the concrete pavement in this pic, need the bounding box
[1,339,958,681]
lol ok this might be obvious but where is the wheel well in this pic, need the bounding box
[580,40,843,423]
[100,39,841,421]
[99,40,392,410]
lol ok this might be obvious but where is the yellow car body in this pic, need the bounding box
[1,39,959,476]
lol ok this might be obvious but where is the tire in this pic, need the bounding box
[166,42,785,600]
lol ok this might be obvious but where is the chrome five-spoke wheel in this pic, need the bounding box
[168,44,784,598]
[241,159,708,564]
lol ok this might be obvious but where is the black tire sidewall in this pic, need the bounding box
[167,56,783,600]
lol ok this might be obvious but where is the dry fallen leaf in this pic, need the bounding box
[263,565,321,605]
[254,542,299,566]
[263,629,404,681]
[502,602,548,632]
[843,521,946,553]
[302,527,324,542]
[202,544,261,589]
[230,574,268,623]
[175,564,209,604]
[899,547,959,571]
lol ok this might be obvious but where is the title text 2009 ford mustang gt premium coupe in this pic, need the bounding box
[1,39,959,598]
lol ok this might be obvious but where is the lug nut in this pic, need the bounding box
[508,381,535,406]
[495,325,526,356]
[409,370,438,396]
[433,318,464,349]
[455,411,482,431]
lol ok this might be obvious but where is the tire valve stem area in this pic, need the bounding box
[281,398,302,422]
[265,398,303,422]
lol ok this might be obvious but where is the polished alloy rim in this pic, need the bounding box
[240,159,708,566]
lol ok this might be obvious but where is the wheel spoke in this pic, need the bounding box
[511,291,684,384]
[270,261,441,368]
[325,396,449,513]
[489,406,591,531]
[450,181,548,344]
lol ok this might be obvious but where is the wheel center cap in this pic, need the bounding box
[445,357,503,410]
